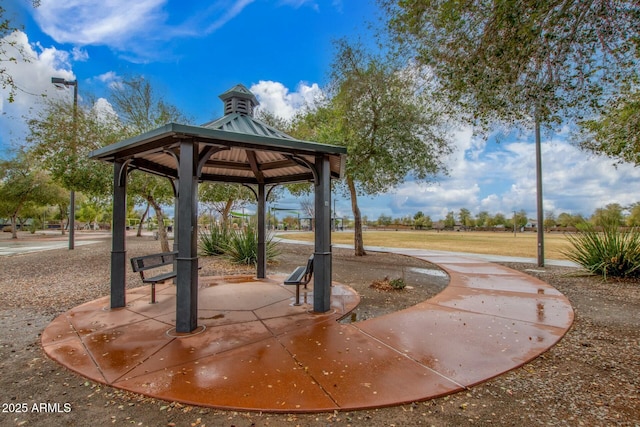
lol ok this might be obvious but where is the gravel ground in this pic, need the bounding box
[0,231,638,426]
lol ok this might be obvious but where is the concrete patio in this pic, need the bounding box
[42,250,574,412]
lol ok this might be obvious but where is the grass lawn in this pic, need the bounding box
[278,230,573,260]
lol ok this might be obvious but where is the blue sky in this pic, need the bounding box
[2,0,640,223]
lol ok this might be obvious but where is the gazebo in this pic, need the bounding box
[89,84,346,333]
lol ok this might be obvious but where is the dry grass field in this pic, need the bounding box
[281,229,573,260]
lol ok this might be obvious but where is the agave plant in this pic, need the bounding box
[221,223,280,265]
[562,221,640,279]
[198,224,231,256]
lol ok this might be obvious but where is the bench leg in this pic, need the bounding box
[294,284,301,306]
[151,283,156,304]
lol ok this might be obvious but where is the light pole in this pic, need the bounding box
[51,77,78,250]
[534,118,544,267]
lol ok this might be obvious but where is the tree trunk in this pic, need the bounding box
[137,203,149,237]
[10,214,18,239]
[221,198,233,227]
[347,177,366,256]
[148,196,170,252]
[59,205,66,235]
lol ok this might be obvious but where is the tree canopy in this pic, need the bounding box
[381,0,640,127]
[293,39,453,255]
[28,97,121,197]
[576,86,640,165]
[0,150,65,238]
[109,76,190,252]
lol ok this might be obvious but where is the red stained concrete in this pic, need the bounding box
[42,251,574,412]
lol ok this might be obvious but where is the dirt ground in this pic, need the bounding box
[0,232,638,426]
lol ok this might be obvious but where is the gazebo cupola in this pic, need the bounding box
[219,84,259,117]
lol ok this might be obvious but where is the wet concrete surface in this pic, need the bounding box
[42,251,574,412]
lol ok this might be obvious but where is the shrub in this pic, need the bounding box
[370,276,407,291]
[562,222,640,279]
[198,224,231,256]
[389,278,406,290]
[199,223,280,265]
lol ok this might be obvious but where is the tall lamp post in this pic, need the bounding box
[51,77,78,250]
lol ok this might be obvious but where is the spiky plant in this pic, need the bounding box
[563,222,640,279]
[222,223,280,265]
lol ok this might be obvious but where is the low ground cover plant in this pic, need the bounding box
[370,276,407,291]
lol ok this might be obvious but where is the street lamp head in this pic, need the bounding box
[51,77,77,88]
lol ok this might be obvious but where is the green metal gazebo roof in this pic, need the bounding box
[89,84,346,185]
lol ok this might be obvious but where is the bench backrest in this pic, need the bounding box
[303,254,314,283]
[130,252,177,273]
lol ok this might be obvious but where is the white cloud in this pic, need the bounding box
[250,80,324,120]
[91,97,118,123]
[31,0,257,61]
[0,31,77,151]
[203,0,256,33]
[71,47,89,61]
[34,0,167,46]
[0,32,118,152]
[279,0,319,11]
[249,81,640,221]
[94,71,121,89]
[368,129,640,221]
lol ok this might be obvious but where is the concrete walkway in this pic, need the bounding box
[42,246,574,412]
[0,231,108,256]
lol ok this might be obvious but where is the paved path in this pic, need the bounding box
[0,239,102,256]
[42,245,574,412]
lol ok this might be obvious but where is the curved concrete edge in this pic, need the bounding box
[354,249,574,396]
[41,251,574,413]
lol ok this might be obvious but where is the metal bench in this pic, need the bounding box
[130,252,178,303]
[284,254,314,306]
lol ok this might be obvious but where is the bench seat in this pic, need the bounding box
[284,255,314,305]
[130,251,178,303]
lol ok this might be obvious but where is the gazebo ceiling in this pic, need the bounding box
[89,85,346,186]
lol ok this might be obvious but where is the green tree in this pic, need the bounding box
[377,214,392,227]
[0,150,65,238]
[414,214,432,230]
[491,213,507,227]
[76,196,110,229]
[458,208,473,228]
[557,212,586,228]
[444,211,456,229]
[476,211,490,227]
[514,209,528,229]
[281,215,298,230]
[293,39,452,255]
[627,203,640,227]
[28,97,119,198]
[577,87,640,165]
[591,203,625,227]
[109,76,190,252]
[381,0,640,265]
[199,183,255,227]
[382,0,639,127]
[544,211,557,229]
